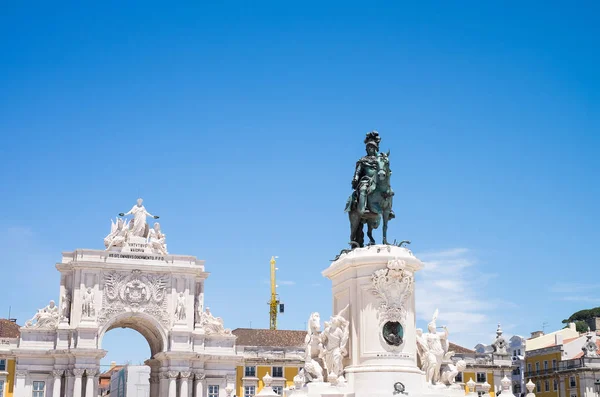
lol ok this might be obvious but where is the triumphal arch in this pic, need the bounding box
[13,199,239,397]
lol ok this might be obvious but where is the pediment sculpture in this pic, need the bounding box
[104,198,168,254]
[199,307,232,335]
[25,300,60,329]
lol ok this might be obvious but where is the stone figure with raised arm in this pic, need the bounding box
[82,287,95,318]
[25,300,60,329]
[320,305,350,385]
[148,222,168,254]
[422,309,454,385]
[303,312,324,383]
[119,198,159,238]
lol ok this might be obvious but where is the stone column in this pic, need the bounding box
[180,372,191,397]
[72,369,85,397]
[85,369,97,397]
[13,370,28,397]
[149,374,160,397]
[167,371,178,397]
[160,373,169,397]
[65,371,75,397]
[52,370,64,397]
[194,372,206,397]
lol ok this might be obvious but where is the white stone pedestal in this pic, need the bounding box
[322,245,423,397]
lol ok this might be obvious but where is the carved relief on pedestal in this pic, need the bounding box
[370,257,414,349]
[98,269,169,326]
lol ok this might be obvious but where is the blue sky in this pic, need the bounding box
[1,1,598,367]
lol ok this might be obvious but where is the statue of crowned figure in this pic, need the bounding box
[345,131,395,247]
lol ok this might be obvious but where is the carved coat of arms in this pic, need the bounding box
[99,269,169,326]
[370,258,414,326]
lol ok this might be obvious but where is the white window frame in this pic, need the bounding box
[544,360,548,370]
[0,360,6,372]
[536,381,541,393]
[244,385,255,397]
[0,380,5,397]
[570,376,576,388]
[208,384,219,397]
[32,380,46,397]
[545,380,550,392]
[476,372,486,383]
[272,366,284,378]
[554,379,558,391]
[272,386,283,395]
[244,366,256,378]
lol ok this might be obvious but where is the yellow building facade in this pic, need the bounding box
[462,369,496,397]
[232,328,305,397]
[0,318,21,397]
[524,327,599,397]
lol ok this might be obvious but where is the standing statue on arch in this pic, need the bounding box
[345,131,395,247]
[119,198,159,238]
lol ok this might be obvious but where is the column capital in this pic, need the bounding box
[166,370,179,379]
[86,369,98,377]
[194,372,206,381]
[180,371,191,379]
[72,368,86,377]
[15,370,28,378]
[52,370,64,378]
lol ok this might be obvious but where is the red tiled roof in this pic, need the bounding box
[0,319,21,338]
[99,365,124,379]
[450,342,475,354]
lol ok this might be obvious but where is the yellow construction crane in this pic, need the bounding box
[269,256,284,330]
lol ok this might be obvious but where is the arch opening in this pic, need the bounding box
[98,312,167,358]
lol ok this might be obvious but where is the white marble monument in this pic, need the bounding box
[298,244,467,397]
[13,199,240,397]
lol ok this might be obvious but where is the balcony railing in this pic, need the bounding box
[524,369,553,377]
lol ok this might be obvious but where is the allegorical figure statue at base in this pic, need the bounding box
[345,131,395,247]
[320,305,350,385]
[416,309,455,385]
[303,312,324,383]
[119,198,159,238]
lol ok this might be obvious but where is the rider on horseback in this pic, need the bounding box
[345,131,396,247]
[346,131,394,218]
